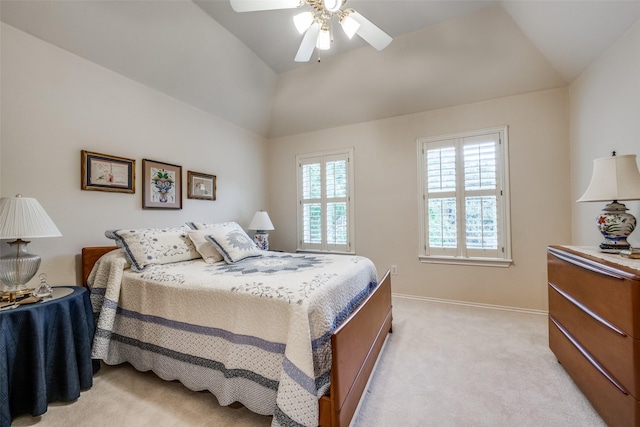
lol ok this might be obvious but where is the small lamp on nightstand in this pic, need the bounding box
[249,210,274,251]
[0,195,62,297]
[577,152,640,253]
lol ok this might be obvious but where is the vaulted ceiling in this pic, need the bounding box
[2,1,640,138]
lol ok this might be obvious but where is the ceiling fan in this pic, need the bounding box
[230,0,393,62]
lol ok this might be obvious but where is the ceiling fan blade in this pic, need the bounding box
[230,0,301,13]
[295,23,320,62]
[350,11,392,51]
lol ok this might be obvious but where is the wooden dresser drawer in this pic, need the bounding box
[549,283,640,397]
[549,317,640,427]
[548,249,640,338]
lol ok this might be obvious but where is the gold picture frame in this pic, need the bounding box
[81,150,135,193]
[187,171,216,201]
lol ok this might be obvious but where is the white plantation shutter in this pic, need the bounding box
[425,142,458,256]
[418,127,512,267]
[301,162,322,246]
[462,135,500,257]
[297,149,354,253]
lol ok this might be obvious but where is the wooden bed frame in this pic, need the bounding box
[81,246,392,427]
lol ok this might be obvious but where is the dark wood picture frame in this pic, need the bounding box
[142,159,182,209]
[187,171,216,201]
[81,150,135,193]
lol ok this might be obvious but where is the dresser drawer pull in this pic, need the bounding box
[550,316,628,395]
[550,249,628,280]
[549,282,627,337]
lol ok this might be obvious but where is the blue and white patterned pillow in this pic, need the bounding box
[200,222,262,264]
[105,226,201,272]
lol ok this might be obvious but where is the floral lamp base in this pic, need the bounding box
[596,201,636,253]
[253,231,270,251]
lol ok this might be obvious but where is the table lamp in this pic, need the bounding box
[248,210,274,250]
[0,194,62,296]
[577,153,640,253]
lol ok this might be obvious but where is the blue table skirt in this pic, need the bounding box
[0,286,95,426]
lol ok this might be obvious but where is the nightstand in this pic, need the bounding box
[0,286,95,427]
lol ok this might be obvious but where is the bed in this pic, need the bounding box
[82,229,392,427]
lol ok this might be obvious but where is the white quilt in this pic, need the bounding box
[89,250,378,427]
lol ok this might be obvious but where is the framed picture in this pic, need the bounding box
[142,159,182,209]
[81,150,135,193]
[187,171,217,201]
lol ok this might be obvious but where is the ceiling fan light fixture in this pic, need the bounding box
[323,0,342,13]
[229,0,392,63]
[293,11,314,34]
[316,27,331,50]
[340,13,360,39]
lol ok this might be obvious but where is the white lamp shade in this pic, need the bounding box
[316,28,331,50]
[249,211,274,231]
[340,14,360,39]
[0,195,62,239]
[293,11,314,34]
[323,0,342,13]
[578,154,640,202]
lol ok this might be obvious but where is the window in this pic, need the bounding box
[297,148,354,253]
[417,127,512,267]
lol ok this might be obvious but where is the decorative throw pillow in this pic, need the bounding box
[201,222,262,263]
[186,221,220,230]
[105,226,201,272]
[187,229,224,264]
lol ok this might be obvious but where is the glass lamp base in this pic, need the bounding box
[0,239,41,293]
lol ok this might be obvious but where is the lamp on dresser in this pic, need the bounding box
[248,210,274,251]
[0,194,62,298]
[577,152,640,253]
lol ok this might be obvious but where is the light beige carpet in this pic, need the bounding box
[12,296,605,427]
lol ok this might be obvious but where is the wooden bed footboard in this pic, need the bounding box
[81,247,392,427]
[319,270,392,427]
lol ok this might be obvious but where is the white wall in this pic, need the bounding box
[0,0,278,136]
[570,18,640,248]
[1,23,269,287]
[269,6,565,138]
[268,88,570,311]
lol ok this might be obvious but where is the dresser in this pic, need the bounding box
[547,246,640,427]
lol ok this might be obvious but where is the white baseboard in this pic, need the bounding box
[392,292,548,316]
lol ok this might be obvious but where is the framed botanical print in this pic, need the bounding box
[187,171,216,201]
[81,150,135,193]
[142,159,182,209]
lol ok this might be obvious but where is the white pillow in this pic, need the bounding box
[105,226,200,272]
[187,221,221,230]
[187,229,224,264]
[201,222,262,264]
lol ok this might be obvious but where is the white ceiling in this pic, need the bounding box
[195,0,498,73]
[195,0,640,80]
[2,1,640,137]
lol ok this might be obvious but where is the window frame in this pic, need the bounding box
[417,126,512,267]
[296,147,355,254]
